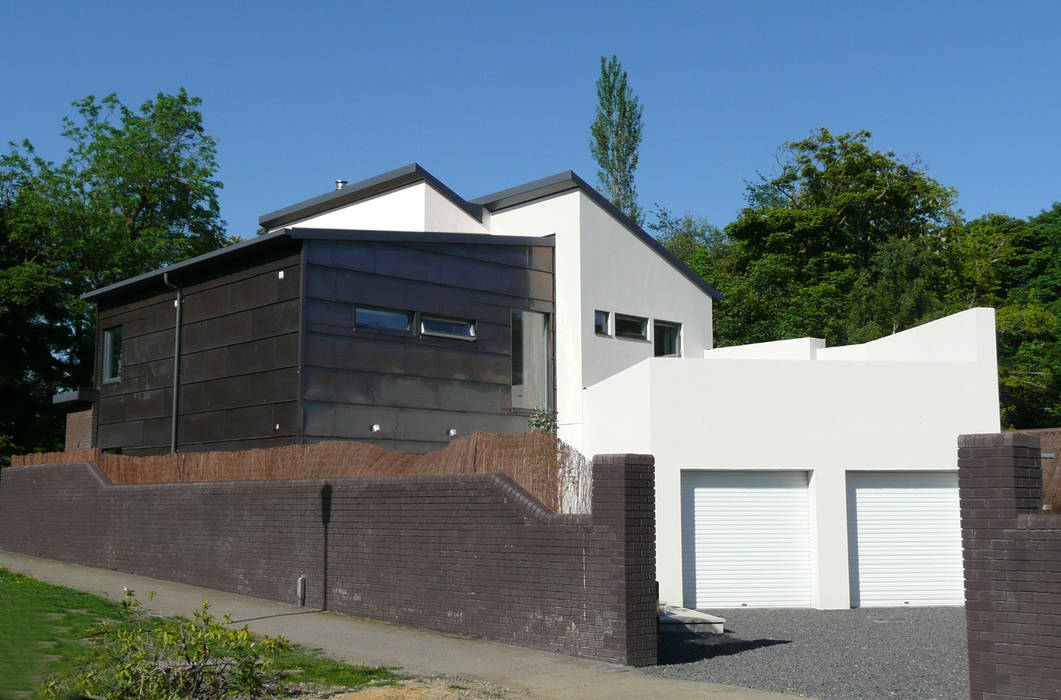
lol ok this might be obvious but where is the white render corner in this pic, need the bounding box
[582,308,1001,610]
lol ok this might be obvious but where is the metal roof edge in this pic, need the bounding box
[82,230,294,302]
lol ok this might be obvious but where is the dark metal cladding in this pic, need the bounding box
[300,238,555,452]
[94,245,302,454]
[90,234,555,456]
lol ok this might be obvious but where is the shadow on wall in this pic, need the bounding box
[658,630,791,665]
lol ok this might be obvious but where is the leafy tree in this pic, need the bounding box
[949,207,1061,427]
[590,55,644,224]
[720,128,959,347]
[0,89,229,457]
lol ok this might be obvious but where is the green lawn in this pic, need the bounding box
[0,567,402,697]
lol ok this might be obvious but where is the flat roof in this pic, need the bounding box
[83,229,554,303]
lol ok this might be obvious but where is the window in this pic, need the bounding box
[614,314,647,340]
[594,310,610,336]
[511,309,550,410]
[654,321,682,357]
[421,315,476,340]
[103,326,122,382]
[354,305,413,333]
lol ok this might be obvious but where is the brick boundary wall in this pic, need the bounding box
[0,454,656,666]
[958,433,1061,699]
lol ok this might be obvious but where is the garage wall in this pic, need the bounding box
[583,308,1001,609]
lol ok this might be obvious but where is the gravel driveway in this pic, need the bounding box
[644,607,968,699]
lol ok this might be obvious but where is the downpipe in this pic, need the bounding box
[162,272,182,453]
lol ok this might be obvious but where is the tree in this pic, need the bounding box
[590,55,644,224]
[947,207,1061,428]
[0,89,230,457]
[719,128,960,347]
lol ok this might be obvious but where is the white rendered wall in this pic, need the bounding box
[424,185,489,234]
[583,308,1001,609]
[487,191,583,446]
[578,192,714,392]
[273,182,487,234]
[275,182,428,232]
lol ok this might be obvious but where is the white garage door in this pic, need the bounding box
[847,472,964,607]
[681,471,811,608]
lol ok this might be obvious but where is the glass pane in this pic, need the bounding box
[422,315,476,339]
[104,327,122,381]
[615,315,646,339]
[654,322,680,356]
[594,310,609,335]
[511,310,549,410]
[355,306,412,332]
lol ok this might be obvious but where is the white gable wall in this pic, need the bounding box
[276,182,428,232]
[424,185,489,234]
[578,191,714,391]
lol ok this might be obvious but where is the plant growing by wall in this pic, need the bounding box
[528,407,558,434]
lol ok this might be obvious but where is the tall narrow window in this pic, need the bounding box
[594,310,610,336]
[511,309,549,410]
[654,321,681,357]
[103,326,123,382]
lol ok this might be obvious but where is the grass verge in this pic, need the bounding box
[0,567,402,697]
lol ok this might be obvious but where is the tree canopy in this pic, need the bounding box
[653,128,1059,429]
[590,55,644,224]
[0,89,230,456]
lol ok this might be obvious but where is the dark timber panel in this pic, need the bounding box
[302,238,554,452]
[95,246,302,454]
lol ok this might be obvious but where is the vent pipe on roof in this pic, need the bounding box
[335,179,348,190]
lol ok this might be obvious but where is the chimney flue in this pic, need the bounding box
[335,179,348,190]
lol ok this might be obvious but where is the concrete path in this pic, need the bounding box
[0,550,803,700]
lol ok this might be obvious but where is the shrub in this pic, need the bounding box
[41,589,290,699]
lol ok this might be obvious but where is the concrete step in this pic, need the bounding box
[660,604,726,634]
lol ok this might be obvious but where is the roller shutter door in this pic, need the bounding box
[681,471,811,608]
[847,472,964,607]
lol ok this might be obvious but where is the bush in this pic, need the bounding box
[41,589,290,699]
[528,407,557,434]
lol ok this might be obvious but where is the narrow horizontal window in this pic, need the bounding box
[354,305,413,333]
[421,315,476,340]
[102,326,123,382]
[654,320,682,357]
[614,314,647,340]
[594,310,610,336]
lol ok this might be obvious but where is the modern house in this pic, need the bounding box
[69,163,1001,610]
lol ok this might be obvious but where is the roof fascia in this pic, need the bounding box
[82,230,294,303]
[289,228,554,247]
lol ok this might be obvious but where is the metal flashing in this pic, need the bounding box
[288,228,555,247]
[258,163,484,230]
[82,230,295,302]
[52,388,99,405]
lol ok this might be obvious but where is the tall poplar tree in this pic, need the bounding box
[590,55,644,225]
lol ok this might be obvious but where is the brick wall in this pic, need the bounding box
[63,407,96,451]
[958,432,1061,699]
[0,454,656,666]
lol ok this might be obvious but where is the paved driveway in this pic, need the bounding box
[646,607,969,699]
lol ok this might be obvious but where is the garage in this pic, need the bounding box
[846,471,964,607]
[681,470,812,608]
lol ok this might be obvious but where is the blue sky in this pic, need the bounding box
[4,1,1059,238]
